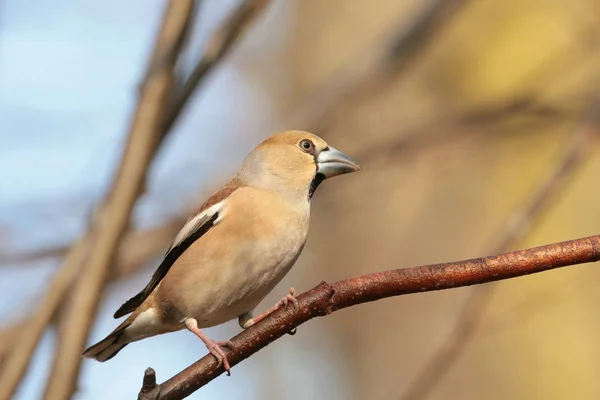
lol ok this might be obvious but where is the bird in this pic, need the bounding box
[82,130,360,374]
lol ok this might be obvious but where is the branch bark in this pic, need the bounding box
[137,234,600,400]
[39,3,196,400]
[397,102,600,400]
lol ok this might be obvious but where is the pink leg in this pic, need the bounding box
[184,318,235,375]
[239,287,299,329]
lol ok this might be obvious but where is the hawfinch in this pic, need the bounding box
[82,131,360,373]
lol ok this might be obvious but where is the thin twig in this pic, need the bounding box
[357,16,599,164]
[304,0,474,134]
[160,0,273,135]
[356,95,576,162]
[387,0,471,69]
[0,246,68,265]
[0,236,93,400]
[39,3,196,400]
[0,218,186,366]
[0,216,186,270]
[137,234,600,400]
[398,102,600,400]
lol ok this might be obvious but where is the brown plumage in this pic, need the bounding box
[82,130,360,373]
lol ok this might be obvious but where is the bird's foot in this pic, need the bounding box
[185,318,236,376]
[205,339,235,375]
[239,288,299,332]
[276,287,299,311]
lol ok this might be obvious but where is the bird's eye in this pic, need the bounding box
[299,139,315,154]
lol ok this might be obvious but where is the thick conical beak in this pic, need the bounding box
[316,146,361,178]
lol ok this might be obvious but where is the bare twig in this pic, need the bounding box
[0,218,186,366]
[398,102,600,400]
[387,0,471,70]
[0,236,93,400]
[161,0,273,135]
[136,234,600,400]
[304,0,474,134]
[357,15,599,164]
[39,3,196,400]
[0,215,185,269]
[0,246,68,265]
[138,368,161,400]
[0,321,26,370]
[356,96,576,162]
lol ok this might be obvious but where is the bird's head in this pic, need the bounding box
[238,130,360,201]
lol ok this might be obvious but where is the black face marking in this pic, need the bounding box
[308,173,325,200]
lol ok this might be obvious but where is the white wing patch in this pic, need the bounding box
[167,201,225,253]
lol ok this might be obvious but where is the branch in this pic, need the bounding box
[0,321,25,370]
[0,235,93,400]
[160,0,273,135]
[0,246,68,266]
[387,0,472,70]
[138,368,161,400]
[39,3,196,400]
[398,101,600,400]
[0,215,186,270]
[0,218,187,367]
[138,235,600,400]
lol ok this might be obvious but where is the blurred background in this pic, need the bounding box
[1,0,600,399]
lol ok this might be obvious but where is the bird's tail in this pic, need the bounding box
[81,318,132,362]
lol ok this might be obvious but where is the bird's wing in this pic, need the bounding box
[113,182,241,318]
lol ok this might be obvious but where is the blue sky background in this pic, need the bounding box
[0,0,350,398]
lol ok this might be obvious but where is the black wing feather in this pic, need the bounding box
[113,212,219,318]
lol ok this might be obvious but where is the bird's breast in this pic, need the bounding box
[157,190,310,327]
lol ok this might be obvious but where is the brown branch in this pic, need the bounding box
[138,368,161,400]
[0,235,93,400]
[160,0,273,135]
[38,3,196,400]
[0,246,68,266]
[0,218,186,367]
[0,216,185,270]
[0,321,26,370]
[387,0,472,70]
[397,102,600,400]
[135,234,600,400]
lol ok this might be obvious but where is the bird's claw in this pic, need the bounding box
[206,340,236,376]
[278,287,299,311]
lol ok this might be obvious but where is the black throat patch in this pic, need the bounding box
[308,173,325,200]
